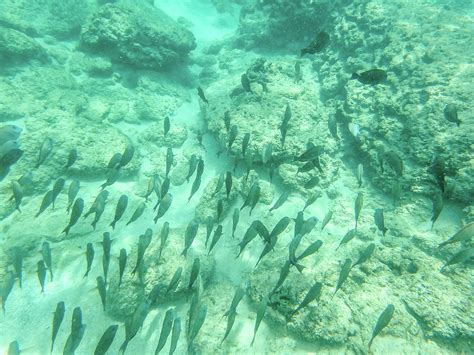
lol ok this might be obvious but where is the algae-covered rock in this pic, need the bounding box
[0,27,47,64]
[80,3,196,70]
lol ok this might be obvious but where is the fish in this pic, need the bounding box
[107,152,122,169]
[33,260,47,292]
[101,168,120,189]
[383,151,403,176]
[231,208,240,238]
[241,73,252,93]
[225,171,232,199]
[250,296,268,346]
[63,198,84,235]
[208,225,223,254]
[94,324,118,355]
[8,340,20,355]
[0,124,21,144]
[336,229,357,250]
[119,301,150,353]
[255,236,278,268]
[118,248,127,287]
[294,61,302,82]
[269,191,289,212]
[97,276,107,310]
[1,271,15,313]
[228,125,238,151]
[188,176,202,202]
[35,137,53,168]
[67,180,80,213]
[185,155,198,182]
[132,229,153,275]
[166,267,183,294]
[321,210,333,231]
[374,209,388,236]
[158,222,170,260]
[351,243,376,270]
[300,31,329,56]
[294,211,304,237]
[11,247,23,288]
[117,144,135,169]
[221,310,237,344]
[91,197,106,230]
[102,232,111,282]
[304,176,319,189]
[110,195,128,229]
[212,175,225,198]
[195,157,205,180]
[224,287,245,317]
[64,149,77,170]
[440,247,474,272]
[261,143,272,165]
[155,308,176,353]
[438,222,474,248]
[354,192,363,229]
[430,194,443,230]
[197,86,209,104]
[188,258,201,289]
[188,304,207,349]
[11,181,22,212]
[236,224,259,258]
[126,201,146,226]
[328,114,338,140]
[51,301,65,352]
[333,259,352,297]
[84,190,109,219]
[222,111,231,133]
[51,178,65,208]
[443,104,461,126]
[41,241,53,281]
[428,154,446,193]
[241,181,259,212]
[145,175,160,201]
[84,242,94,278]
[164,116,171,136]
[289,282,322,318]
[182,219,200,257]
[357,163,363,187]
[165,147,173,177]
[205,217,214,246]
[270,217,291,240]
[280,123,289,147]
[351,69,387,85]
[295,142,320,162]
[35,190,54,217]
[242,133,251,156]
[270,261,291,294]
[154,192,173,223]
[368,304,395,350]
[63,324,85,355]
[160,177,171,199]
[297,239,323,261]
[169,316,181,355]
[303,191,321,211]
[188,290,202,335]
[253,220,270,243]
[249,184,261,216]
[0,148,23,171]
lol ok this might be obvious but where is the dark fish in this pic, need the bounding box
[225,171,232,199]
[443,104,461,126]
[250,296,268,346]
[242,133,251,156]
[241,73,252,93]
[438,222,474,248]
[188,176,202,202]
[261,143,272,165]
[35,137,53,168]
[297,239,323,261]
[351,69,387,85]
[84,242,94,278]
[107,152,122,169]
[304,176,319,189]
[35,190,54,217]
[269,191,289,212]
[270,260,291,294]
[188,304,207,349]
[42,241,53,281]
[118,248,127,287]
[119,301,150,353]
[241,181,259,212]
[197,86,209,104]
[224,287,245,318]
[195,157,205,180]
[208,225,223,254]
[303,191,321,211]
[102,232,111,282]
[1,271,15,313]
[440,247,474,272]
[158,222,170,260]
[321,210,333,231]
[67,180,80,213]
[354,192,363,229]
[51,301,65,352]
[294,211,304,237]
[84,190,109,219]
[51,178,65,208]
[91,197,106,230]
[290,282,322,318]
[182,219,199,257]
[300,31,329,56]
[249,184,261,216]
[145,175,160,201]
[37,260,46,292]
[368,304,395,350]
[166,267,183,294]
[374,209,388,236]
[101,168,120,189]
[63,323,85,355]
[295,142,320,162]
[336,229,356,250]
[65,148,77,170]
[221,309,237,344]
[164,116,171,136]
[223,111,231,132]
[253,220,270,243]
[236,224,258,258]
[155,308,176,353]
[205,217,214,246]
[165,147,173,178]
[300,216,318,238]
[169,316,181,355]
[328,114,338,140]
[110,195,128,229]
[11,247,23,288]
[160,177,171,199]
[351,243,376,270]
[63,198,84,235]
[357,163,363,188]
[0,124,21,144]
[11,181,22,212]
[297,161,316,174]
[94,324,118,355]
[430,194,443,230]
[185,155,198,182]
[270,217,291,240]
[117,144,135,169]
[154,193,172,223]
[188,258,201,290]
[333,259,352,297]
[8,340,20,355]
[97,276,107,310]
[132,229,153,275]
[428,154,446,193]
[126,201,146,226]
[383,151,403,176]
[294,61,302,82]
[228,125,238,151]
[280,104,291,146]
[232,208,240,238]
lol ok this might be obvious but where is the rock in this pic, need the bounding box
[80,3,196,71]
[0,27,47,64]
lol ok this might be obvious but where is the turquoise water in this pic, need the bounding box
[0,0,473,354]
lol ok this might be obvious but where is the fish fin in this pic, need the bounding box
[351,73,359,80]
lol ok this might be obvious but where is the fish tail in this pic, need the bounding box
[63,226,70,235]
[351,73,359,80]
[110,221,116,230]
